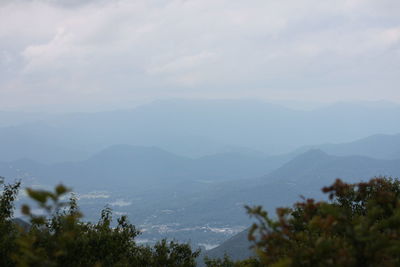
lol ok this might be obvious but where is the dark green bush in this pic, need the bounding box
[247,177,400,267]
[0,178,199,267]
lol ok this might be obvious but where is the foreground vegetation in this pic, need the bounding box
[2,176,400,266]
[247,177,400,266]
[0,177,199,267]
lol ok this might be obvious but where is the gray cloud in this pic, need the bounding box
[0,0,105,8]
[0,0,399,111]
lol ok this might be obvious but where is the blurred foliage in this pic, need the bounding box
[0,178,199,267]
[2,176,400,266]
[0,176,21,267]
[247,176,400,267]
[204,254,262,267]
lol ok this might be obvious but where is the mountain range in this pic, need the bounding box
[1,99,400,163]
[296,133,400,160]
[0,145,289,192]
[2,132,400,250]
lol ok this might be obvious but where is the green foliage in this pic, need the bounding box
[204,254,235,267]
[0,179,199,267]
[0,177,21,267]
[247,177,400,267]
[204,254,262,267]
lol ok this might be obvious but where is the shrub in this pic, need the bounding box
[247,177,400,267]
[0,179,199,267]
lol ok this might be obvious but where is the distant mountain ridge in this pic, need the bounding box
[0,144,288,190]
[296,133,400,160]
[1,100,400,163]
[164,148,400,227]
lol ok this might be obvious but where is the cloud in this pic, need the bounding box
[0,0,399,111]
[109,199,132,207]
[77,191,110,200]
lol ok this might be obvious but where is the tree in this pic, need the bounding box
[204,254,262,267]
[0,178,200,267]
[247,177,400,267]
[0,177,21,267]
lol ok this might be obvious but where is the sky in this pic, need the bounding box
[0,0,399,112]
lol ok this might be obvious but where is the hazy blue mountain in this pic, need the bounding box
[296,133,400,160]
[198,229,254,266]
[4,139,400,224]
[188,152,289,182]
[268,149,400,186]
[0,144,287,190]
[1,99,400,163]
[159,150,400,227]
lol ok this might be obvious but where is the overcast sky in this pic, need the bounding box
[0,0,399,111]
